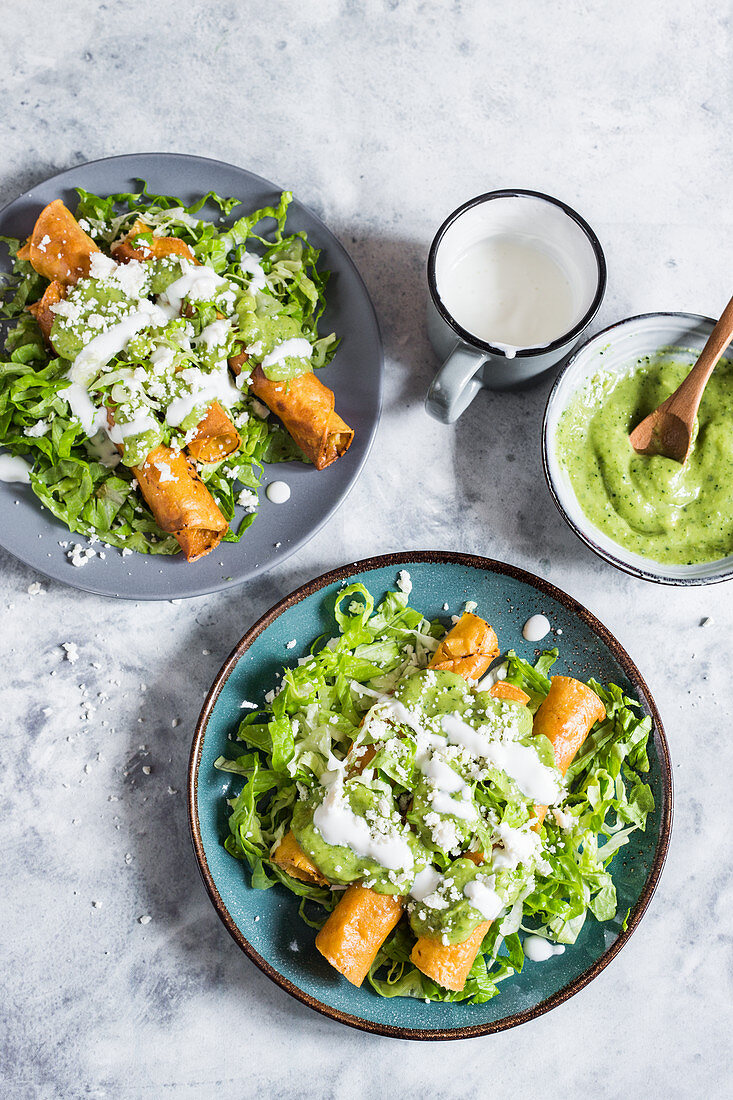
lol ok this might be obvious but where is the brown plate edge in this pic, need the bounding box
[187,550,673,1041]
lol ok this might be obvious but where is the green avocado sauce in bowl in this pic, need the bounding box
[543,313,733,584]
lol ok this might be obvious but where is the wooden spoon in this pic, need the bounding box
[629,293,733,463]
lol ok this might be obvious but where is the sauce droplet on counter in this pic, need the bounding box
[266,480,291,504]
[0,454,31,484]
[523,935,565,962]
[522,614,550,642]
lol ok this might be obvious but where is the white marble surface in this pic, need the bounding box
[2,2,732,1097]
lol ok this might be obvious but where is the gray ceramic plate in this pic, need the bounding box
[0,154,382,599]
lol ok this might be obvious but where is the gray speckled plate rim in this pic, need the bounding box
[0,152,383,600]
[542,310,733,586]
[188,550,673,1041]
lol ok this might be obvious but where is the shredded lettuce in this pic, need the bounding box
[217,586,655,1004]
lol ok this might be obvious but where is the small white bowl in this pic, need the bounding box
[542,312,733,585]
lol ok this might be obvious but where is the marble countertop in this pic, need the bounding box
[2,1,731,1096]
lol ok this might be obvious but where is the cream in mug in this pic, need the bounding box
[437,234,576,356]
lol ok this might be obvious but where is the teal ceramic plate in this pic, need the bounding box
[189,552,672,1039]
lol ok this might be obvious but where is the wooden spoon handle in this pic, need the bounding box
[665,293,733,413]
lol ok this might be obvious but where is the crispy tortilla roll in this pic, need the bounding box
[429,612,499,681]
[489,681,531,705]
[29,280,65,343]
[248,365,353,471]
[411,923,488,992]
[112,218,195,263]
[315,884,403,987]
[411,676,604,991]
[531,676,606,827]
[272,829,328,886]
[18,200,99,285]
[185,400,241,463]
[131,444,228,562]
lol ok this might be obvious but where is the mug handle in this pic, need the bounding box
[425,343,488,423]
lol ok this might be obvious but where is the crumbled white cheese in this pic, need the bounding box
[62,642,79,664]
[24,420,50,438]
[396,569,412,595]
[27,581,44,595]
[67,543,96,568]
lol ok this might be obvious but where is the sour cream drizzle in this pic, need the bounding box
[441,713,560,804]
[159,261,228,315]
[0,454,31,483]
[313,771,414,873]
[165,363,241,427]
[523,935,565,961]
[463,874,504,920]
[261,337,313,371]
[69,300,168,385]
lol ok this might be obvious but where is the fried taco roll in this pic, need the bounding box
[111,218,195,264]
[410,923,488,992]
[272,829,328,886]
[18,200,99,285]
[229,353,352,471]
[531,676,606,827]
[130,444,228,562]
[429,612,499,680]
[489,681,531,705]
[410,675,605,991]
[313,613,498,987]
[185,400,241,463]
[315,885,404,987]
[29,280,66,343]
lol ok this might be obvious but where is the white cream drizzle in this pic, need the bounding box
[165,363,240,427]
[159,260,228,315]
[441,713,560,804]
[69,300,168,385]
[463,874,504,920]
[312,771,414,873]
[0,454,31,483]
[261,337,313,371]
[63,382,110,437]
[240,252,267,293]
[523,935,565,961]
[409,866,443,901]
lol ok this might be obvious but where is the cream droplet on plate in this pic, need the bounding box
[0,454,31,484]
[266,480,291,504]
[522,614,551,642]
[523,934,565,962]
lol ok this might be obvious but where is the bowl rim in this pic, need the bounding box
[427,188,607,359]
[542,310,733,586]
[188,550,673,1041]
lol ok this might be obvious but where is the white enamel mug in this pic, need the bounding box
[425,190,607,423]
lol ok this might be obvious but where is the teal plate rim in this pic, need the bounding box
[188,551,673,1040]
